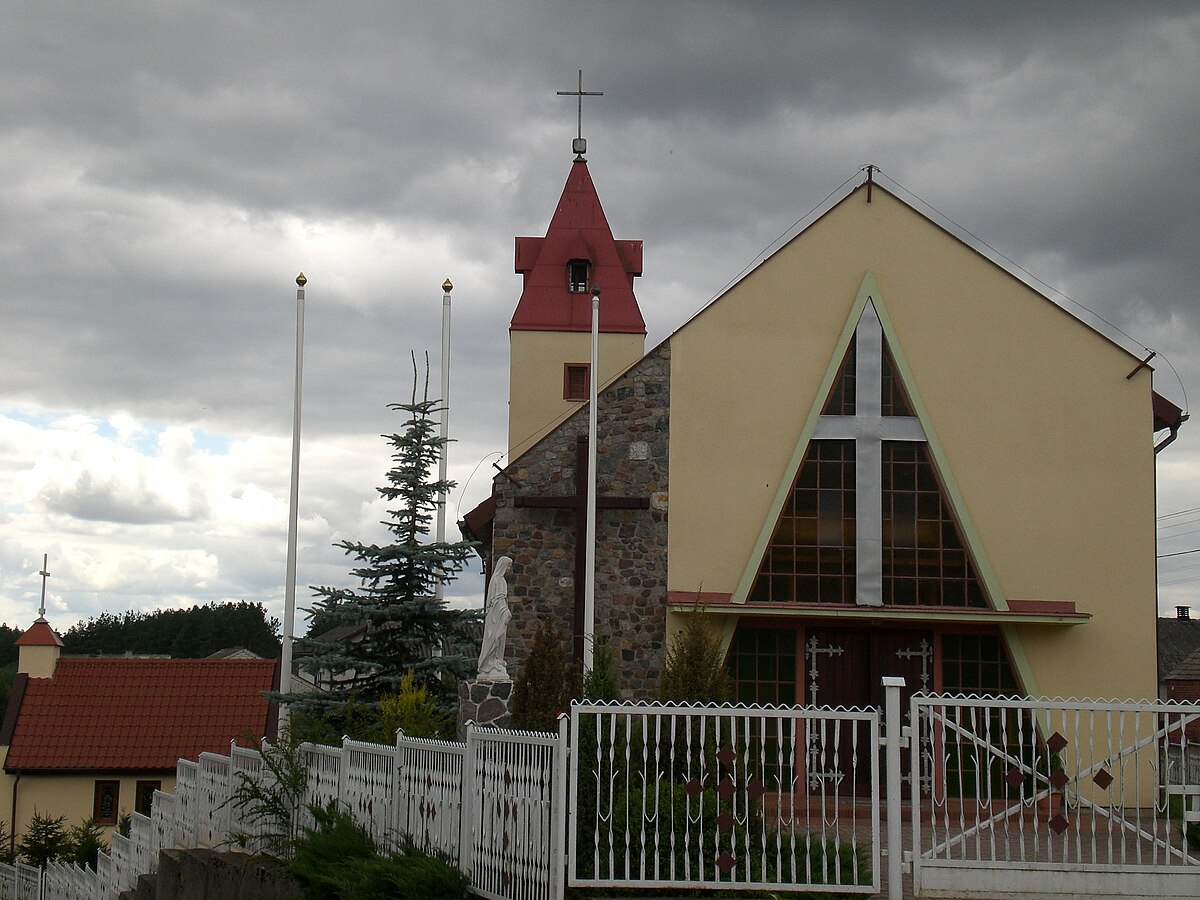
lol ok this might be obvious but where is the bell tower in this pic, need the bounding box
[508,156,646,459]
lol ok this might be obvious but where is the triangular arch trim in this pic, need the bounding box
[729,271,1041,695]
[730,271,1018,611]
[869,283,1008,612]
[729,274,874,605]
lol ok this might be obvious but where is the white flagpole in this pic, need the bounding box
[584,284,600,672]
[279,272,306,733]
[435,278,452,600]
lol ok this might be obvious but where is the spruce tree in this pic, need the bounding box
[299,366,477,705]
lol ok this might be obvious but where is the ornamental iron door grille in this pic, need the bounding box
[805,628,930,797]
[569,701,880,894]
[911,695,1200,898]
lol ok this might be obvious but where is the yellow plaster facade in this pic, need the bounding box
[16,646,58,680]
[0,757,174,844]
[508,329,645,459]
[667,185,1158,701]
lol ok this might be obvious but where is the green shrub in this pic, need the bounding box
[796,833,871,890]
[379,671,452,739]
[288,802,376,897]
[511,621,578,731]
[658,613,731,704]
[1167,793,1200,850]
[601,780,867,891]
[288,802,467,900]
[336,848,468,900]
[290,671,455,745]
[288,695,385,746]
[583,637,621,701]
[63,818,107,870]
[18,811,67,868]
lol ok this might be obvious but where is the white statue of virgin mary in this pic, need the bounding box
[476,556,513,681]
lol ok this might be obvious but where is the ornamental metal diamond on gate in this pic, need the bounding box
[568,700,880,893]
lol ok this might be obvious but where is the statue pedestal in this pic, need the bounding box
[457,678,513,738]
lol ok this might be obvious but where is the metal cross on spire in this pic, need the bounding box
[37,553,49,621]
[557,69,603,159]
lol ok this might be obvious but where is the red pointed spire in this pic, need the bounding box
[512,159,645,334]
[15,619,63,648]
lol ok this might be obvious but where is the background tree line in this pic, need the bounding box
[57,601,280,659]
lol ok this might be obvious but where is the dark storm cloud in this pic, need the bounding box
[2,1,1195,416]
[38,469,200,524]
[0,0,1197,618]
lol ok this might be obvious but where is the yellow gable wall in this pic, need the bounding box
[668,185,1157,700]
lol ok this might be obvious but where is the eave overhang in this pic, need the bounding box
[667,593,1089,626]
[1153,391,1185,433]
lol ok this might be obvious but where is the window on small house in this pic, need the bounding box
[94,780,120,825]
[135,780,161,818]
[567,259,590,293]
[564,363,590,401]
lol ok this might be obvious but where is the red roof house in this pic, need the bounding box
[0,619,276,844]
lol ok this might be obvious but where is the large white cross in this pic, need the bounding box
[811,301,926,606]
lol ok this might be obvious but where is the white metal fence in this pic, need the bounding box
[20,720,568,900]
[569,700,880,894]
[910,694,1200,899]
[10,689,1200,900]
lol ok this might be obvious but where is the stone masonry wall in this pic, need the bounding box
[492,342,670,698]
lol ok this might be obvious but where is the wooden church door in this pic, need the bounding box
[804,627,933,795]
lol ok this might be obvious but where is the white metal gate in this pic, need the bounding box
[568,700,880,894]
[910,695,1200,899]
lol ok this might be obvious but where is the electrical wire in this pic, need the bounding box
[874,170,1190,416]
[1158,351,1191,415]
[1158,547,1200,560]
[454,450,504,521]
[1157,525,1200,541]
[1161,581,1200,593]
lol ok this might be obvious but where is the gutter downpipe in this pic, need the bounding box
[1154,413,1189,455]
[9,773,18,859]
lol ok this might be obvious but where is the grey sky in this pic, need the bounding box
[0,1,1196,631]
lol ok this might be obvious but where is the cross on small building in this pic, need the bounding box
[37,553,49,621]
[557,69,603,158]
[515,435,649,661]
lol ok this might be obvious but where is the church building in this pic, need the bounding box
[464,148,1184,707]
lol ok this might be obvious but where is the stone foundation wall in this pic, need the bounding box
[492,342,670,698]
[121,848,297,900]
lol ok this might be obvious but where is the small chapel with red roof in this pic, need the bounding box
[0,616,275,847]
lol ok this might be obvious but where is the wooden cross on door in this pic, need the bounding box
[515,435,650,661]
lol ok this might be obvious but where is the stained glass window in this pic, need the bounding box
[882,442,987,607]
[752,301,991,610]
[749,440,856,604]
